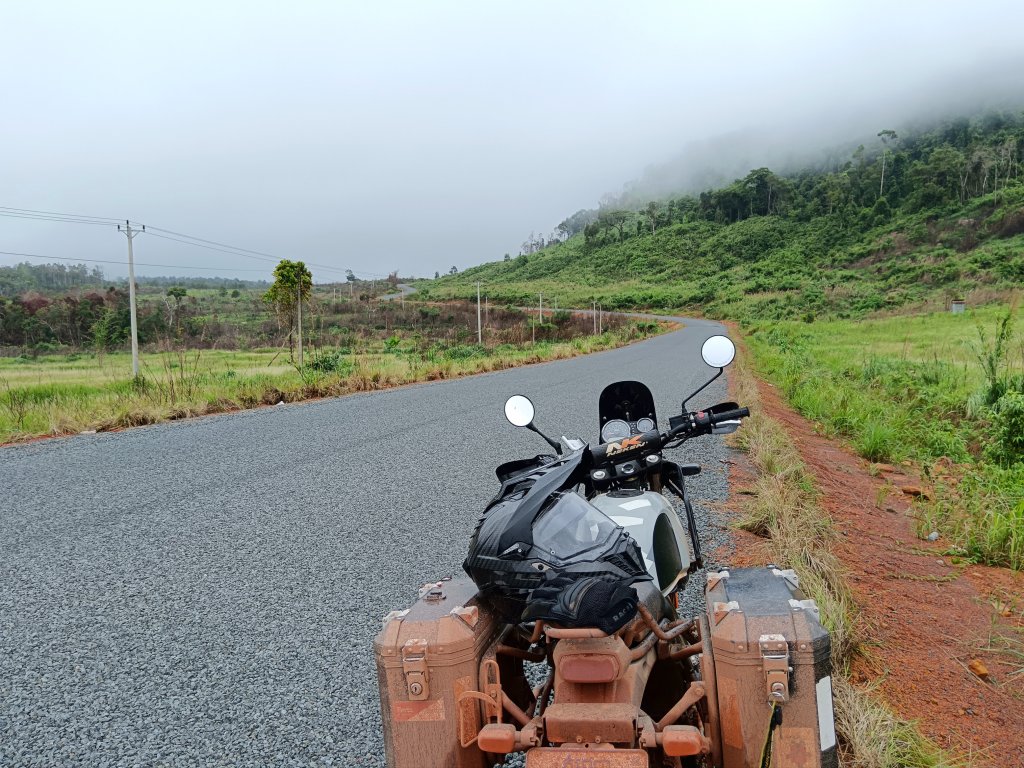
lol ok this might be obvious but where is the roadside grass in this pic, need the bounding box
[0,323,666,444]
[729,342,959,768]
[744,303,1024,570]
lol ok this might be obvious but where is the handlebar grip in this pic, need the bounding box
[710,407,750,423]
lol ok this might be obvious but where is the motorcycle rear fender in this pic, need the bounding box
[591,491,692,595]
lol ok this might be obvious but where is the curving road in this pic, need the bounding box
[0,317,735,767]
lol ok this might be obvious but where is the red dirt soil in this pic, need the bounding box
[729,377,1024,767]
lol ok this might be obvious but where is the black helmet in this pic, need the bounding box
[463,451,651,622]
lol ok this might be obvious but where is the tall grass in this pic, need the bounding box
[0,323,666,444]
[746,305,1024,569]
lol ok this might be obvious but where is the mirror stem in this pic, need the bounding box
[681,368,722,411]
[527,423,562,454]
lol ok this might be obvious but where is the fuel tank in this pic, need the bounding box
[591,490,692,594]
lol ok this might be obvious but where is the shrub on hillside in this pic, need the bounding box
[986,391,1024,467]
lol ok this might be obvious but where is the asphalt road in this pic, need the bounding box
[0,317,735,767]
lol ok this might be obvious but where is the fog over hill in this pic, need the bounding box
[605,57,1024,211]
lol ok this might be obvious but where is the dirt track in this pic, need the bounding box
[733,375,1024,766]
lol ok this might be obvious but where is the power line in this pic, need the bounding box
[0,205,123,223]
[146,231,279,263]
[144,225,283,261]
[0,211,122,227]
[2,203,391,278]
[148,226,383,277]
[0,250,272,273]
[146,231,356,278]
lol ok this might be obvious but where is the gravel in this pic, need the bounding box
[0,318,737,767]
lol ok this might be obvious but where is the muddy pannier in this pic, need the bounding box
[374,576,502,768]
[705,567,837,768]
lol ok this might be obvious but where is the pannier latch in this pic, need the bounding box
[759,634,790,703]
[402,638,430,700]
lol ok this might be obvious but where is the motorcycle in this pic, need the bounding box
[376,335,836,768]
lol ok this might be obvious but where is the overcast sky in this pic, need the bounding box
[2,1,1023,281]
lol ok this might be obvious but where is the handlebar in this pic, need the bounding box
[700,406,751,425]
[588,404,751,466]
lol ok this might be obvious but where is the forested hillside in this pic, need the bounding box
[424,111,1024,320]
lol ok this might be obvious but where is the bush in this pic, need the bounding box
[986,391,1024,467]
[306,349,354,375]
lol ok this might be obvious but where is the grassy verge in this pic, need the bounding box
[729,341,958,768]
[743,303,1024,570]
[0,322,666,444]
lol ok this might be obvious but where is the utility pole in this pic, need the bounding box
[593,301,597,334]
[117,221,144,377]
[297,283,303,367]
[599,304,603,334]
[476,281,482,344]
[539,292,543,323]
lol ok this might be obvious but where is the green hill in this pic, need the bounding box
[421,112,1024,321]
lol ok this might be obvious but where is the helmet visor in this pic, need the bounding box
[532,492,621,561]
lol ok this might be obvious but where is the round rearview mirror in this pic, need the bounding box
[504,395,535,427]
[701,335,736,368]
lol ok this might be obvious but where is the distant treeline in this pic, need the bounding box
[0,261,269,298]
[0,262,105,296]
[133,275,269,289]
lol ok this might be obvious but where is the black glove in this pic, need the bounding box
[522,575,638,635]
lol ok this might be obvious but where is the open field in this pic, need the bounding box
[745,302,1024,569]
[0,321,665,444]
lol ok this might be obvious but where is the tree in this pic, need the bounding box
[503,253,511,262]
[434,271,440,279]
[877,129,898,197]
[165,286,187,334]
[645,201,658,234]
[449,265,458,275]
[264,260,312,328]
[345,269,356,282]
[598,209,629,241]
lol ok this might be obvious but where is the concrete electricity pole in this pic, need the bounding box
[476,281,482,344]
[593,301,597,334]
[539,292,543,323]
[117,221,144,377]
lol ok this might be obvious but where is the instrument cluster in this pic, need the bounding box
[600,417,656,443]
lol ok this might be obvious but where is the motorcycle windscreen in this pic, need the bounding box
[532,492,621,564]
[598,380,657,433]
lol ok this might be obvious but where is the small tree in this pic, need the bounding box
[264,260,312,359]
[878,129,898,197]
[166,286,187,334]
